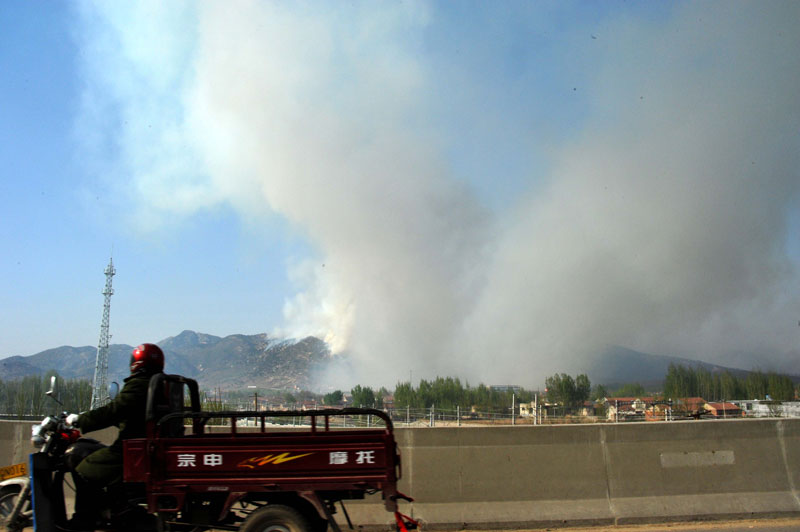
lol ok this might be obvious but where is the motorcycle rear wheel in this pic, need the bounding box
[239,504,311,532]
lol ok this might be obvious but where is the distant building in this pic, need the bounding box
[704,402,741,418]
[645,402,672,421]
[671,397,708,418]
[300,400,318,411]
[490,385,522,393]
[381,395,394,410]
[603,397,655,421]
[735,400,800,418]
[519,402,535,418]
[578,401,599,417]
[681,397,707,412]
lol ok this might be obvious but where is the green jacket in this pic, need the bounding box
[77,371,159,452]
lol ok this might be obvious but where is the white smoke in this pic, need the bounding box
[459,3,800,378]
[76,2,800,388]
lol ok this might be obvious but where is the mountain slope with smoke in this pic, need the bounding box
[75,2,799,388]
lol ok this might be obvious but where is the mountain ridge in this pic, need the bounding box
[1,332,792,391]
[585,345,759,389]
[0,330,330,391]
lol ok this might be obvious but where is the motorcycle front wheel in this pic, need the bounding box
[0,486,33,532]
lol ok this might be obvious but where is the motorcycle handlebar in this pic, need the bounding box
[31,413,79,449]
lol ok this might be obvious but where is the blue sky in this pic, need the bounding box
[2,1,799,388]
[1,2,297,354]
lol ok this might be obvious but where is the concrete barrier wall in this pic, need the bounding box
[390,418,800,528]
[3,418,799,528]
[0,421,39,467]
[0,421,118,466]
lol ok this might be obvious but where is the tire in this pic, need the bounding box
[0,485,21,517]
[0,487,31,532]
[308,515,329,532]
[239,505,311,532]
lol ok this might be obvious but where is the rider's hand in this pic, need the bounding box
[65,413,80,428]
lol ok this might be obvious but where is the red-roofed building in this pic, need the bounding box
[672,397,708,419]
[683,397,707,411]
[704,402,741,418]
[603,397,656,421]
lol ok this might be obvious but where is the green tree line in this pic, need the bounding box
[324,364,799,414]
[545,373,591,407]
[663,364,796,401]
[344,377,534,412]
[317,378,534,412]
[0,373,92,418]
[6,363,797,419]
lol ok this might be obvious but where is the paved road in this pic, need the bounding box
[477,518,800,532]
[11,517,800,532]
[41,492,800,532]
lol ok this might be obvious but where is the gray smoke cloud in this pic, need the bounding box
[460,3,800,379]
[460,3,800,378]
[77,2,800,388]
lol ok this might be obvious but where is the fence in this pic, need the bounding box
[198,404,696,428]
[212,399,800,427]
[4,399,799,426]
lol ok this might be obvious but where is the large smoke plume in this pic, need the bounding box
[77,2,800,387]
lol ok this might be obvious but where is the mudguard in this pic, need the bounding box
[0,473,31,532]
[0,476,29,491]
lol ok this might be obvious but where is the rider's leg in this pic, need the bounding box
[70,447,123,526]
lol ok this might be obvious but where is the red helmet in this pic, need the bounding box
[130,343,164,374]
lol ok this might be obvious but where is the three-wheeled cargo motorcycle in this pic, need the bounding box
[0,374,417,532]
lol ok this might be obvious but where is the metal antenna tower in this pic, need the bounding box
[91,257,115,409]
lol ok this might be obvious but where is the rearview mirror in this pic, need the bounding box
[46,375,63,406]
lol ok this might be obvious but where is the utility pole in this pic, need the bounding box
[512,394,516,425]
[91,257,115,409]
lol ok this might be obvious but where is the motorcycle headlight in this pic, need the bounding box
[31,424,45,447]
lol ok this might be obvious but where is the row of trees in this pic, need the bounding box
[544,373,591,407]
[663,364,795,401]
[0,373,92,418]
[3,364,797,419]
[544,365,799,408]
[317,378,536,413]
[541,375,652,407]
[393,377,533,411]
[347,385,392,409]
[323,365,798,415]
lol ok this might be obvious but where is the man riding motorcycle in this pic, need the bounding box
[65,343,164,529]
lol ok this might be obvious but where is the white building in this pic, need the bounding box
[734,400,800,418]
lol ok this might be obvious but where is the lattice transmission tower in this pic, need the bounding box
[91,257,115,409]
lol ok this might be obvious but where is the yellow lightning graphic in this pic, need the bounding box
[238,452,314,469]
